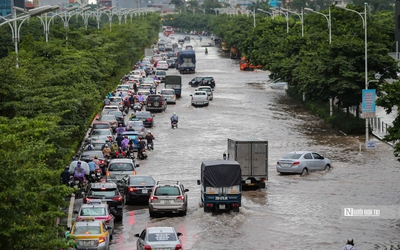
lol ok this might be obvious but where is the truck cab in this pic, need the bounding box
[239,56,262,71]
[197,160,242,213]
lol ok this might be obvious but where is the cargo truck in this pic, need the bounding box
[164,75,182,98]
[197,160,242,213]
[144,48,153,58]
[178,50,196,74]
[224,139,268,189]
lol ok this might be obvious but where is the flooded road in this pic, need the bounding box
[107,35,400,250]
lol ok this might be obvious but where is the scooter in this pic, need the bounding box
[138,148,148,160]
[94,168,102,182]
[171,121,178,129]
[133,102,142,111]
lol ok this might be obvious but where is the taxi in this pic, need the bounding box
[76,199,115,237]
[70,219,111,250]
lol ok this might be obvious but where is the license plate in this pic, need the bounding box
[245,179,251,184]
[83,241,93,246]
[142,189,147,193]
[91,174,95,177]
[282,163,291,167]
[148,104,151,106]
[219,204,225,209]
[162,200,171,204]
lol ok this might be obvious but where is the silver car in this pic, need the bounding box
[196,86,213,101]
[107,158,139,182]
[276,151,332,175]
[160,89,176,104]
[148,181,189,217]
[134,227,183,250]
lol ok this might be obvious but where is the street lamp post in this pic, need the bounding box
[271,7,289,33]
[304,7,331,44]
[281,7,303,37]
[257,8,274,19]
[336,3,370,148]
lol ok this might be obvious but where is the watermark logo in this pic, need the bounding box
[341,205,400,219]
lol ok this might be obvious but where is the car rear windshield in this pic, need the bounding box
[147,96,162,102]
[80,207,106,216]
[198,88,211,92]
[161,90,175,95]
[194,92,206,96]
[282,153,302,159]
[74,226,101,235]
[148,232,177,242]
[154,186,180,196]
[156,71,166,76]
[130,176,155,185]
[203,77,213,81]
[89,190,118,196]
[108,163,134,171]
[93,124,110,129]
[91,130,110,135]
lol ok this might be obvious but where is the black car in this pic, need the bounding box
[120,174,156,205]
[145,65,155,76]
[166,52,176,59]
[134,111,154,128]
[199,77,216,88]
[84,181,124,221]
[189,77,204,87]
[184,36,190,42]
[166,59,176,68]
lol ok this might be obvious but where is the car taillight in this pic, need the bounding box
[100,160,105,164]
[76,216,82,221]
[119,102,123,105]
[106,171,110,176]
[150,196,158,202]
[293,161,300,166]
[147,118,152,122]
[98,236,106,244]
[129,187,137,192]
[133,171,137,175]
[112,196,122,201]
[175,244,183,250]
[277,161,280,165]
[144,245,152,250]
[176,196,185,201]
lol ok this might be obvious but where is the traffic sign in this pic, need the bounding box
[366,141,377,149]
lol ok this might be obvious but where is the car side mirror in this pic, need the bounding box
[134,233,140,237]
[66,227,71,231]
[177,232,183,237]
[197,180,200,185]
[184,189,189,192]
[73,210,79,214]
[106,226,113,230]
[135,164,140,168]
[190,94,193,96]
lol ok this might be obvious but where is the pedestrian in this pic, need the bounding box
[343,239,356,250]
[60,166,71,186]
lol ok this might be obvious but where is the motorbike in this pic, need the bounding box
[171,121,178,129]
[205,50,208,55]
[138,148,148,160]
[147,141,154,151]
[94,168,102,182]
[133,102,142,111]
[123,106,129,114]
[69,176,86,198]
[127,149,136,160]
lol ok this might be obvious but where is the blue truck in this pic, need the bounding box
[164,75,182,98]
[178,50,196,74]
[197,160,242,213]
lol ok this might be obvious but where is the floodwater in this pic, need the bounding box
[90,34,400,250]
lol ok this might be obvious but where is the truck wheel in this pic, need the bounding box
[232,207,239,213]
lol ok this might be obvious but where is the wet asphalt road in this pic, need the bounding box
[75,34,400,250]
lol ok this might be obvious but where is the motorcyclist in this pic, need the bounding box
[123,98,130,113]
[121,135,130,151]
[92,155,100,169]
[126,125,135,131]
[115,124,126,136]
[126,142,136,159]
[73,161,86,184]
[145,131,155,150]
[129,113,136,120]
[137,92,145,104]
[88,158,96,177]
[137,139,146,159]
[170,112,178,127]
[60,166,71,186]
[129,93,135,107]
[84,138,95,150]
[110,142,119,154]
[205,47,208,54]
[102,144,111,157]
[114,147,126,158]
[133,82,138,94]
[343,239,356,250]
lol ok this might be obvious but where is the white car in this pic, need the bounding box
[196,86,213,101]
[160,89,176,104]
[190,91,209,106]
[134,227,183,250]
[156,60,169,70]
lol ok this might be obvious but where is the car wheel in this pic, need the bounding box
[149,210,156,217]
[116,215,122,222]
[324,165,331,171]
[124,194,130,205]
[301,168,308,176]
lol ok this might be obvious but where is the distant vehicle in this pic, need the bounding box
[145,94,167,112]
[188,76,204,87]
[148,180,189,217]
[268,78,288,90]
[160,89,176,104]
[178,50,196,74]
[197,160,242,213]
[240,56,262,71]
[106,158,139,182]
[184,36,190,42]
[190,90,209,107]
[121,174,156,205]
[164,75,182,98]
[154,70,167,82]
[185,45,193,50]
[156,60,169,70]
[134,227,183,250]
[134,111,154,128]
[70,219,111,250]
[276,151,331,175]
[199,77,216,88]
[196,86,213,101]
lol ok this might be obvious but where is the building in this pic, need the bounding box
[0,0,25,17]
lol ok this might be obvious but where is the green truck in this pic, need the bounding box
[164,75,182,98]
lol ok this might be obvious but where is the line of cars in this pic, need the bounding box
[188,76,216,107]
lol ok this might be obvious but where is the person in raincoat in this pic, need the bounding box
[69,160,90,176]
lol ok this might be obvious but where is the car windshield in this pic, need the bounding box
[198,88,211,92]
[108,163,134,171]
[104,106,118,110]
[135,113,151,119]
[81,151,103,158]
[89,190,118,196]
[130,176,155,185]
[74,226,101,235]
[91,130,111,135]
[100,115,116,121]
[161,90,175,95]
[93,124,110,129]
[147,232,177,242]
[148,96,162,101]
[282,153,302,159]
[109,97,122,102]
[203,77,213,81]
[154,186,180,196]
[80,207,106,216]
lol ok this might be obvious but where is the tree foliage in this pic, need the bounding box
[0,13,160,249]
